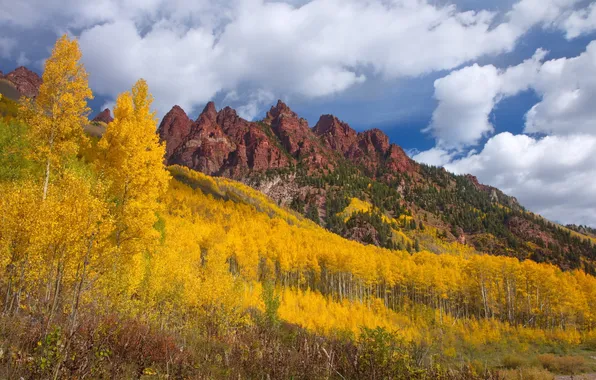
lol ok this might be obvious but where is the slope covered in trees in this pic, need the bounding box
[158,96,596,275]
[0,35,595,378]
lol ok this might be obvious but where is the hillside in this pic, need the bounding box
[1,37,596,379]
[4,63,594,275]
[157,100,596,274]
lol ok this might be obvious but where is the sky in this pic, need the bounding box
[1,0,596,226]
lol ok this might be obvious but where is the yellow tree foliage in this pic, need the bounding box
[97,79,170,256]
[0,169,112,325]
[21,35,92,199]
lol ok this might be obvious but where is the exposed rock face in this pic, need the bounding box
[159,100,417,181]
[347,223,381,246]
[168,103,234,175]
[158,105,194,158]
[92,108,114,124]
[312,114,358,154]
[359,129,390,155]
[265,100,331,169]
[217,106,292,176]
[385,144,415,175]
[161,102,295,177]
[465,174,519,207]
[4,67,42,98]
[507,216,556,247]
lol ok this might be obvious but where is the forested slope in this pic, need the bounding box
[156,99,596,275]
[1,35,595,379]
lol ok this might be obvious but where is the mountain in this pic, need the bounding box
[159,100,596,273]
[2,65,593,273]
[92,108,113,124]
[0,66,42,99]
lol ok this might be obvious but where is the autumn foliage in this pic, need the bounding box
[0,35,595,378]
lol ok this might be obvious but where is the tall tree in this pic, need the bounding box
[98,79,170,257]
[21,35,92,199]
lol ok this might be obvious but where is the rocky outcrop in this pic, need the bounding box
[217,106,292,176]
[168,103,234,175]
[265,100,331,169]
[4,67,42,98]
[385,144,415,175]
[465,174,519,208]
[92,108,113,124]
[158,105,194,158]
[312,114,358,154]
[159,100,418,181]
[162,102,295,177]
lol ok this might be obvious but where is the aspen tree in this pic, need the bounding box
[21,35,92,199]
[98,79,170,256]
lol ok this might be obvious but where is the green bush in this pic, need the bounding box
[501,354,527,369]
[0,120,32,181]
[261,281,280,328]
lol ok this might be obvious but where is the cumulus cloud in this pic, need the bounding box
[559,2,596,39]
[525,41,596,136]
[3,0,587,116]
[418,40,596,226]
[235,89,276,120]
[411,147,456,167]
[0,37,16,59]
[425,49,546,149]
[446,132,596,225]
[79,20,223,116]
[74,0,526,115]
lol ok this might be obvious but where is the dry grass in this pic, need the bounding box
[499,367,555,380]
[538,353,587,375]
[0,79,20,100]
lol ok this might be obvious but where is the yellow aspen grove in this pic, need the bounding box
[20,35,92,199]
[97,79,170,257]
[3,34,596,379]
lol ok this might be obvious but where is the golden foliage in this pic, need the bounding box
[97,79,171,256]
[20,34,92,199]
[1,36,596,377]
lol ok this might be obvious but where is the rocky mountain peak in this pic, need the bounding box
[265,99,298,122]
[358,128,390,154]
[216,106,241,132]
[199,101,218,123]
[92,108,114,124]
[158,105,193,158]
[4,66,42,98]
[312,114,357,153]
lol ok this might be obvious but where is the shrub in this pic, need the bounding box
[499,367,554,380]
[538,354,586,374]
[501,354,527,369]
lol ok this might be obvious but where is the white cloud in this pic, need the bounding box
[16,52,31,66]
[426,41,596,149]
[4,0,583,117]
[418,40,596,226]
[425,49,546,149]
[507,0,582,30]
[525,41,596,136]
[0,37,16,59]
[236,89,276,120]
[559,2,596,39]
[411,147,456,167]
[79,20,223,116]
[446,132,596,226]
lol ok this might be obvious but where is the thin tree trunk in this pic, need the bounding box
[43,156,51,200]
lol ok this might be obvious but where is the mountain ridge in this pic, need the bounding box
[5,65,593,272]
[154,99,596,273]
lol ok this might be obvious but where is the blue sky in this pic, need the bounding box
[1,0,596,226]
